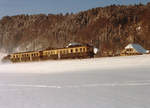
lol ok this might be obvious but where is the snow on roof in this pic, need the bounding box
[125,43,149,54]
[66,43,83,48]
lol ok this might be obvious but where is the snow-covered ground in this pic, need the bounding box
[0,54,150,108]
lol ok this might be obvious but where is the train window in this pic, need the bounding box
[80,48,82,52]
[71,49,73,53]
[59,50,61,54]
[53,51,55,54]
[75,48,78,52]
[65,50,68,54]
[52,51,54,54]
[83,48,86,52]
[87,48,89,51]
[56,51,59,54]
[63,50,65,54]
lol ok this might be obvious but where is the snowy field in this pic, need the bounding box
[0,54,150,108]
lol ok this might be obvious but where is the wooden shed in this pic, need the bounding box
[120,43,149,56]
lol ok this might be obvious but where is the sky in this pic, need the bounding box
[0,0,149,18]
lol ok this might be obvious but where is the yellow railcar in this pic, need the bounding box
[42,46,92,60]
[9,51,41,62]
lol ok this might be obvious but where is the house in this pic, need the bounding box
[120,43,149,56]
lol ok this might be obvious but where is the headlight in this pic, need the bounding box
[93,48,98,54]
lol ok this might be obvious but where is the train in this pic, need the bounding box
[2,43,98,63]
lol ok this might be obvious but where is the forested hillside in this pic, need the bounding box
[0,3,150,56]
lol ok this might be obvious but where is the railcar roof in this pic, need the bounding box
[10,45,89,55]
[10,50,41,55]
[44,45,88,51]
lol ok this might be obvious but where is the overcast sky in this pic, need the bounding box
[0,0,149,18]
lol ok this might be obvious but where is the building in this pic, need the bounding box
[120,43,149,56]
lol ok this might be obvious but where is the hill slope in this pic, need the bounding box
[0,3,150,56]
